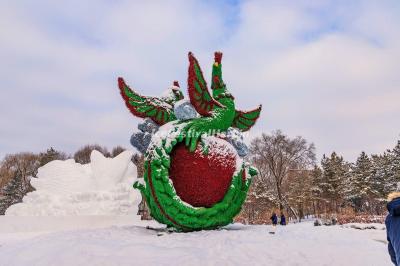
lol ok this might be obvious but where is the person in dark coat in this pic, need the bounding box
[270,212,278,226]
[386,187,400,266]
[280,213,286,226]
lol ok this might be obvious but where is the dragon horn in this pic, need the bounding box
[214,51,222,65]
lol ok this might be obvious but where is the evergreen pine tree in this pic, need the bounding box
[0,171,26,215]
[38,147,67,168]
[371,153,392,199]
[391,140,400,185]
[349,152,376,212]
[310,165,324,214]
[321,152,350,213]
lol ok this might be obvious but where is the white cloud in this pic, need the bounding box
[219,0,400,160]
[0,0,399,161]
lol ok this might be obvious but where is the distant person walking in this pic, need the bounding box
[386,184,400,266]
[270,212,278,226]
[280,213,286,226]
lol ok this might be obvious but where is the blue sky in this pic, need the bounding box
[1,0,400,161]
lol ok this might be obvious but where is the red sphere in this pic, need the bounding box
[169,138,237,207]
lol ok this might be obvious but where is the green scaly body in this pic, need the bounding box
[134,122,256,231]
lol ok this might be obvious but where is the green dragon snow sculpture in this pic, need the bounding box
[118,52,262,231]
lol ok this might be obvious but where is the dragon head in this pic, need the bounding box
[211,52,234,102]
[171,81,184,101]
[159,81,184,106]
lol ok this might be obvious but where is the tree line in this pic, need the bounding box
[237,130,400,224]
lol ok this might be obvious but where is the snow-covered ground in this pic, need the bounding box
[0,217,391,266]
[0,152,392,265]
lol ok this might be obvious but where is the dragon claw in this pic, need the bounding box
[187,124,203,152]
[133,180,145,193]
[190,134,200,152]
[200,137,209,155]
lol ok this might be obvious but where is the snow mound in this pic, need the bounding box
[90,150,134,189]
[342,223,386,230]
[6,150,141,217]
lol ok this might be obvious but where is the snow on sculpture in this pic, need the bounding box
[118,52,262,231]
[6,151,140,216]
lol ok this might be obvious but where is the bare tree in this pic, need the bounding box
[1,153,40,182]
[111,146,126,158]
[249,130,316,217]
[286,169,314,220]
[73,144,110,164]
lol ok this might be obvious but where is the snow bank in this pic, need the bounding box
[5,150,141,217]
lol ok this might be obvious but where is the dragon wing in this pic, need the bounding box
[232,105,262,131]
[188,52,223,116]
[118,77,176,125]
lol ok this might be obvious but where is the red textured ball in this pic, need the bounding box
[169,138,237,207]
